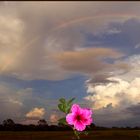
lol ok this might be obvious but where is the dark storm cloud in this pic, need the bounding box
[126,103,140,116]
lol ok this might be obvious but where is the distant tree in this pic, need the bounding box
[3,119,15,126]
[38,119,48,126]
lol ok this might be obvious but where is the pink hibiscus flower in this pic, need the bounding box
[66,104,93,131]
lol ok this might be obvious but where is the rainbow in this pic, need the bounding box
[50,14,139,33]
[0,14,138,73]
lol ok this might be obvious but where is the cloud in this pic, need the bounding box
[0,2,139,81]
[135,43,140,49]
[0,82,33,121]
[93,104,133,127]
[26,107,45,119]
[0,13,84,81]
[106,28,121,35]
[0,77,60,123]
[85,77,140,110]
[121,55,140,80]
[126,103,140,116]
[83,54,140,126]
[53,47,130,78]
[84,54,140,109]
[50,114,59,124]
[0,15,24,73]
[0,2,140,126]
[86,18,140,55]
[0,83,32,106]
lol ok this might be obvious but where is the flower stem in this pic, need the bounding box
[73,128,80,140]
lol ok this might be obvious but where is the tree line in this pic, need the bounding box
[0,119,139,131]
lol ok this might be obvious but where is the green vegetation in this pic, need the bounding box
[0,130,140,140]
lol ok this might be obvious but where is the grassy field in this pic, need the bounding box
[0,130,140,140]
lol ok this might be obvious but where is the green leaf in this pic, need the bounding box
[63,106,67,113]
[65,104,71,113]
[58,103,68,113]
[58,104,64,112]
[58,98,75,113]
[58,117,67,125]
[59,98,66,104]
[68,97,75,105]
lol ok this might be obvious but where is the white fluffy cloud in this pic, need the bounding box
[84,54,140,109]
[82,54,140,126]
[85,77,140,110]
[26,107,45,119]
[118,55,140,81]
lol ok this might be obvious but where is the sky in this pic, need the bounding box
[0,1,140,127]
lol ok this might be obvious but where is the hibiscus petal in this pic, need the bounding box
[74,120,86,131]
[71,104,80,113]
[84,117,93,125]
[82,108,93,118]
[66,113,75,125]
